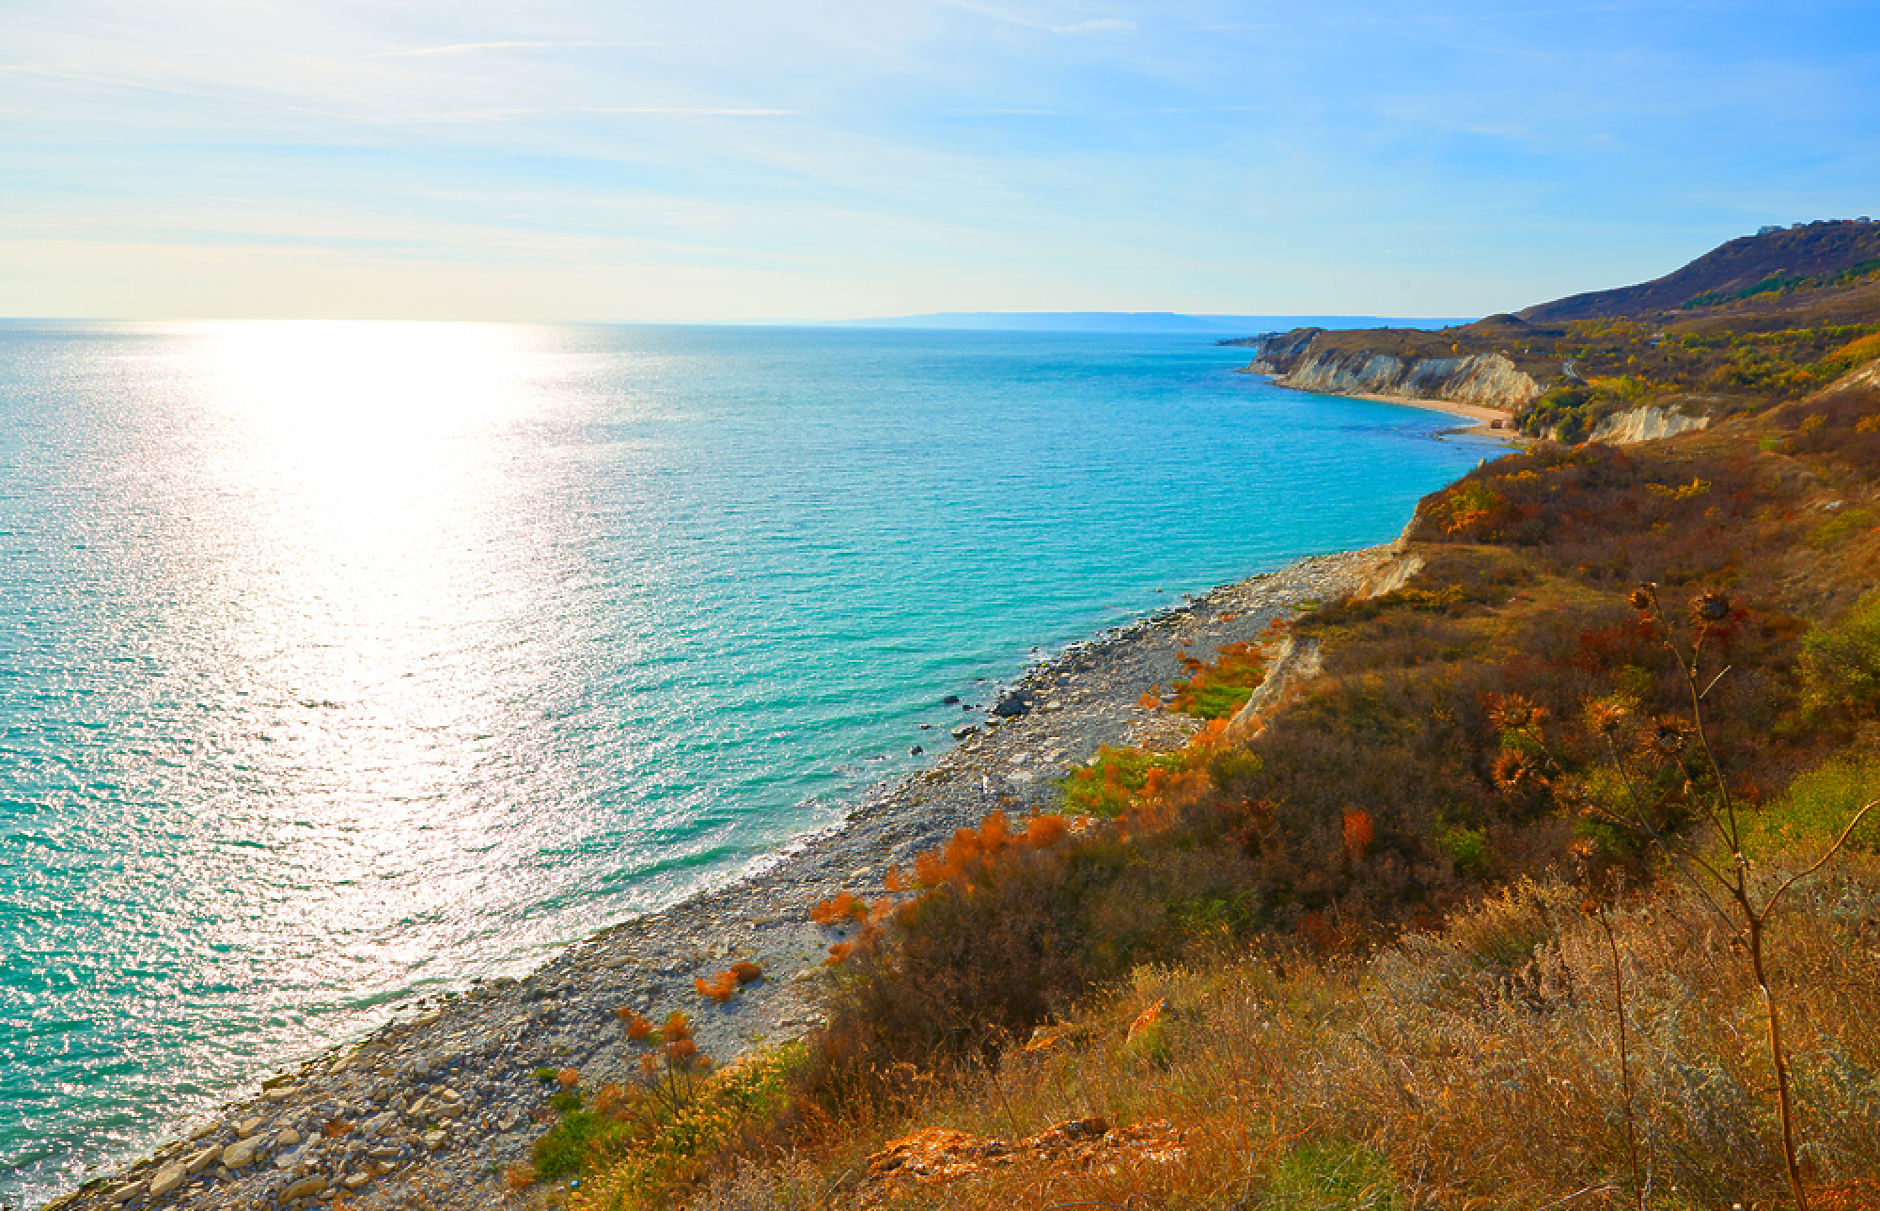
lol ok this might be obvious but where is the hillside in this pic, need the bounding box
[495,253,1880,1211]
[1519,218,1880,322]
[1245,219,1880,442]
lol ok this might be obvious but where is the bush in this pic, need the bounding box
[1803,590,1880,716]
[1745,753,1880,855]
[1807,506,1876,548]
[1169,639,1267,718]
[1267,1139,1406,1210]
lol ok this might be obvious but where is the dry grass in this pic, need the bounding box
[678,857,1880,1211]
[542,395,1880,1211]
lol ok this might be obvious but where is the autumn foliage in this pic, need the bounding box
[1169,639,1269,717]
[809,890,869,925]
[909,809,1070,888]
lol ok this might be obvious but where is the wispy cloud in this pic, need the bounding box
[371,106,798,125]
[0,62,232,103]
[0,62,351,119]
[1053,18,1135,35]
[365,41,718,58]
[934,1,1137,37]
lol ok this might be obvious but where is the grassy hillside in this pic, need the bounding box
[1518,220,1880,323]
[1252,221,1880,443]
[507,270,1880,1211]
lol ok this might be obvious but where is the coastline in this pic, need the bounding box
[42,545,1399,1211]
[1243,368,1527,440]
[1341,389,1525,438]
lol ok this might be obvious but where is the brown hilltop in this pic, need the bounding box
[1518,217,1880,323]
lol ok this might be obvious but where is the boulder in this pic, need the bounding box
[279,1176,326,1202]
[990,689,1032,718]
[147,1163,188,1199]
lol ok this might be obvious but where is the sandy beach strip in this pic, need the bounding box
[1339,390,1527,439]
[45,546,1399,1211]
[1236,365,1526,439]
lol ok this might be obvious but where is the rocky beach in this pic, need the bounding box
[43,546,1399,1211]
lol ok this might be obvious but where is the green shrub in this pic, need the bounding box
[1807,507,1876,548]
[534,1107,605,1179]
[1745,754,1880,855]
[1266,1138,1405,1209]
[1060,745,1185,817]
[1435,826,1491,877]
[1802,590,1880,715]
[1170,639,1267,718]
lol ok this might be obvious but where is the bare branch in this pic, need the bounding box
[1764,799,1880,916]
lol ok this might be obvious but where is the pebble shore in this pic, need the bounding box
[44,545,1396,1211]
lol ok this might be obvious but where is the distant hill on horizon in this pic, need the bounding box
[824,311,1471,334]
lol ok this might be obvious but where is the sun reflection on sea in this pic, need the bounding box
[119,322,594,1007]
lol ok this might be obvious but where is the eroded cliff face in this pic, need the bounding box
[1271,349,1542,411]
[1588,406,1712,444]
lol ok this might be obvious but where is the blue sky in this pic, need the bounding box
[3,0,1876,321]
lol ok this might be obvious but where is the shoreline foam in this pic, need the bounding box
[43,547,1396,1211]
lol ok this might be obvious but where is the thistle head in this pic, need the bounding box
[1693,591,1731,622]
[1627,585,1654,613]
[1641,715,1689,757]
[1487,693,1543,731]
[1492,748,1548,790]
[1589,701,1631,738]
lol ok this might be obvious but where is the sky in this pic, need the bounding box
[2,0,1877,323]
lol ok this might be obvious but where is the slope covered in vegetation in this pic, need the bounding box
[1251,220,1880,442]
[514,274,1880,1211]
[1518,219,1880,323]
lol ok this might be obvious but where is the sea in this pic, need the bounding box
[0,321,1504,1208]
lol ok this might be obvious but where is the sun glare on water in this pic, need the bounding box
[123,322,594,1003]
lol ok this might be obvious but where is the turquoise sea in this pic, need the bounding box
[0,322,1503,1207]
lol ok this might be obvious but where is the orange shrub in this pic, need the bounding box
[812,890,870,925]
[616,1009,654,1041]
[1343,808,1374,861]
[910,809,1073,889]
[697,970,739,1003]
[591,1082,626,1116]
[1024,814,1068,848]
